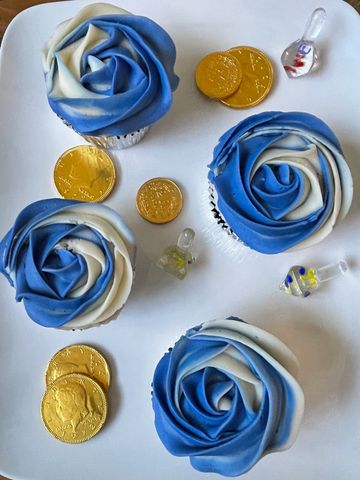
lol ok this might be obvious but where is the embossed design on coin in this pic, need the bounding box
[195,51,242,99]
[41,373,107,443]
[220,46,273,108]
[54,145,116,202]
[45,344,110,392]
[136,178,183,224]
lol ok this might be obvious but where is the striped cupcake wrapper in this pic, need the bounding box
[59,115,150,149]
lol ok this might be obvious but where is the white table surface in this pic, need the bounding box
[0,0,360,479]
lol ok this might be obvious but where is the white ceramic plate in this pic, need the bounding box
[1,1,360,479]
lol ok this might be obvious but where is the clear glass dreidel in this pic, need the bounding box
[281,7,326,78]
[156,228,196,280]
[280,261,348,297]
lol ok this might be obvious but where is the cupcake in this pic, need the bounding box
[42,3,179,149]
[152,317,304,477]
[208,112,353,254]
[0,199,135,329]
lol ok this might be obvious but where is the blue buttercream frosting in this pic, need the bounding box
[208,111,353,254]
[0,199,135,329]
[43,4,179,136]
[152,317,304,477]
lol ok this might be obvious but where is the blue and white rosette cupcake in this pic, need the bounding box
[43,3,179,149]
[152,317,304,477]
[208,112,353,254]
[0,199,135,330]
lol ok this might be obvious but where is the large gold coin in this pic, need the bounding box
[54,145,116,202]
[195,51,242,99]
[45,344,110,393]
[220,46,273,108]
[136,178,183,224]
[41,373,107,444]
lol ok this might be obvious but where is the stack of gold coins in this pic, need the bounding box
[195,46,274,108]
[41,344,110,443]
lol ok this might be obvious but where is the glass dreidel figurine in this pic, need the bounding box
[281,7,326,78]
[156,228,195,280]
[280,261,348,298]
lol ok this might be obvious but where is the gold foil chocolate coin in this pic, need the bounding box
[195,51,242,99]
[41,373,107,444]
[136,178,183,224]
[54,145,116,202]
[220,46,273,108]
[45,344,110,393]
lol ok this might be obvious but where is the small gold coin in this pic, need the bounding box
[136,178,183,224]
[220,46,273,108]
[195,51,242,99]
[54,145,116,202]
[45,344,110,393]
[41,373,107,444]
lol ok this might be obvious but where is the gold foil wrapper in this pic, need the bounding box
[54,145,116,202]
[136,177,183,224]
[45,344,111,393]
[220,46,273,108]
[195,51,242,99]
[41,373,107,444]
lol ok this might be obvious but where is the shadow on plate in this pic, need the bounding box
[262,307,356,421]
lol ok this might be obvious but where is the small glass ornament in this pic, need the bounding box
[280,261,348,297]
[281,7,326,78]
[156,228,195,280]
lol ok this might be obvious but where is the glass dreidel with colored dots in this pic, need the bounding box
[156,228,195,280]
[280,261,348,297]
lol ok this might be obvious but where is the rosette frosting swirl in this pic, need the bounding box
[208,112,353,254]
[152,318,304,477]
[43,3,179,136]
[0,199,135,329]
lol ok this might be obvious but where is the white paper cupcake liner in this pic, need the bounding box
[59,116,150,149]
